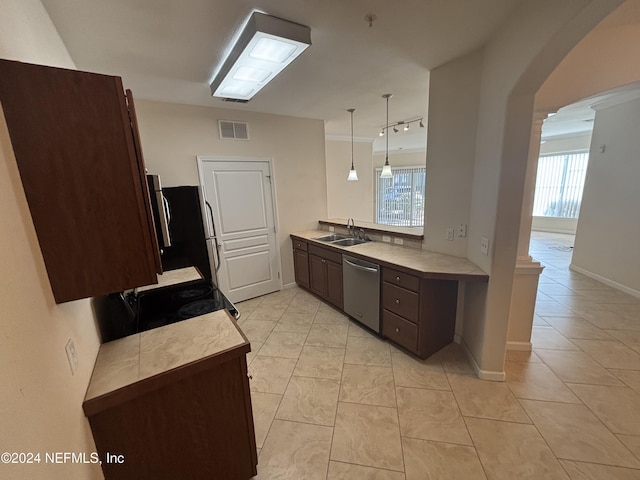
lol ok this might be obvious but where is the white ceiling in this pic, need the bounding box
[41,0,525,152]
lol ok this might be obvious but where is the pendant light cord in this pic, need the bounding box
[350,109,355,169]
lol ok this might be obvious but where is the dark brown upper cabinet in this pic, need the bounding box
[0,59,161,303]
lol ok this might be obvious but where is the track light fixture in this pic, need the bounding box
[380,116,425,135]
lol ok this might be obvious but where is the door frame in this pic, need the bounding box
[196,155,283,292]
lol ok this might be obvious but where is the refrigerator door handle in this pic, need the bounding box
[205,201,221,272]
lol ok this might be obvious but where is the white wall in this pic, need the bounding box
[423,50,482,258]
[134,100,328,286]
[0,1,102,479]
[572,97,640,295]
[427,0,622,377]
[326,139,374,222]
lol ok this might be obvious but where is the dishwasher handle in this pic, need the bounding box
[343,257,379,273]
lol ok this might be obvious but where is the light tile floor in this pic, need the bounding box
[236,231,640,479]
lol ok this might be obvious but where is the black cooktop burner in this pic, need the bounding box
[177,299,220,319]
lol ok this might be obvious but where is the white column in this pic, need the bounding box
[506,111,550,351]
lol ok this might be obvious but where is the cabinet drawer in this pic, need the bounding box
[293,239,308,251]
[309,244,342,264]
[382,283,419,323]
[382,310,418,353]
[382,268,420,292]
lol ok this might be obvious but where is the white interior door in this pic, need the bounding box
[200,158,280,303]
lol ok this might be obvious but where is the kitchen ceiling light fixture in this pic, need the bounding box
[210,12,311,101]
[381,93,393,179]
[347,108,358,181]
[381,117,424,134]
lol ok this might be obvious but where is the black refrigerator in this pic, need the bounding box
[161,186,218,284]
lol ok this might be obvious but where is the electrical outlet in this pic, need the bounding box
[382,235,391,243]
[457,224,467,237]
[445,228,454,241]
[480,237,489,255]
[329,226,335,232]
[393,238,404,245]
[65,339,78,375]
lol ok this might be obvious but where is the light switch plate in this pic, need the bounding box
[446,228,454,241]
[480,237,489,255]
[65,339,78,375]
[382,235,391,243]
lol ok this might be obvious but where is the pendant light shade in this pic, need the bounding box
[347,108,358,181]
[380,93,393,178]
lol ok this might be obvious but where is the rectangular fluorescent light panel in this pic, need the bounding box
[210,12,311,101]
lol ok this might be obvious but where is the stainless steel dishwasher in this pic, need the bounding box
[342,254,380,332]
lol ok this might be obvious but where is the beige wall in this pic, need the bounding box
[536,5,640,113]
[134,100,328,286]
[572,98,640,295]
[326,139,374,222]
[0,1,102,479]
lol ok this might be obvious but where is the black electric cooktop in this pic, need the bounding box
[136,279,238,333]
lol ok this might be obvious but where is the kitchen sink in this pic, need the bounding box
[314,234,349,242]
[331,238,370,247]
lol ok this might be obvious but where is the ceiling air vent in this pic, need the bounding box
[218,120,249,140]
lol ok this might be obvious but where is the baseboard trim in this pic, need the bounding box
[459,339,506,382]
[569,264,640,299]
[282,282,298,290]
[506,341,532,352]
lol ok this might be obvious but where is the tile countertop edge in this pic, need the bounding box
[82,310,251,417]
[291,230,489,281]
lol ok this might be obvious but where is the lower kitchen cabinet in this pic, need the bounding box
[83,312,257,480]
[308,244,343,310]
[382,267,458,358]
[290,234,461,360]
[292,239,310,288]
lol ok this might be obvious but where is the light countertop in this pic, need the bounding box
[292,230,488,280]
[135,266,203,293]
[84,310,248,408]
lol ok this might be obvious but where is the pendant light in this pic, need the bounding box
[380,93,393,178]
[347,108,358,181]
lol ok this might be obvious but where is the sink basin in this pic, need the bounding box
[314,234,348,242]
[331,238,370,247]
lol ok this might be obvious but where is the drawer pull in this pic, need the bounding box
[396,276,401,282]
[395,299,400,304]
[395,328,400,333]
[297,243,301,247]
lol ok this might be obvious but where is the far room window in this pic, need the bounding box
[532,151,589,218]
[375,166,426,227]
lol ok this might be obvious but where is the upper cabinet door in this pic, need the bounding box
[0,59,161,303]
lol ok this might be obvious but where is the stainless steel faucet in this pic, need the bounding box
[347,218,355,237]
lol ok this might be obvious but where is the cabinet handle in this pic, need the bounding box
[322,259,326,263]
[395,299,400,304]
[395,328,400,333]
[396,276,401,282]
